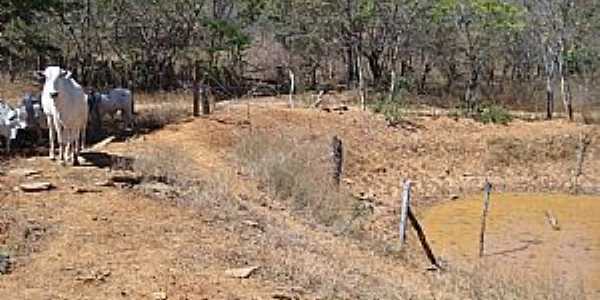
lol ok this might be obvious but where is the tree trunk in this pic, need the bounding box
[366,52,382,86]
[465,61,480,114]
[357,50,366,110]
[559,41,573,121]
[546,74,554,120]
[389,69,396,102]
[420,61,431,93]
[288,69,295,109]
[346,44,355,87]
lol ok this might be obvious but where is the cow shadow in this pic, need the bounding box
[79,151,134,171]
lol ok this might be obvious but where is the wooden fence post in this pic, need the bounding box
[193,82,200,117]
[192,61,200,117]
[479,180,492,257]
[398,180,441,269]
[128,79,135,115]
[399,180,411,247]
[573,132,591,194]
[201,85,210,115]
[331,136,343,186]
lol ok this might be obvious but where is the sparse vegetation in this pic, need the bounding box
[234,131,367,230]
[581,102,600,125]
[371,96,406,126]
[0,205,46,270]
[134,102,189,132]
[132,145,233,210]
[477,104,513,125]
[485,135,577,168]
[435,263,585,300]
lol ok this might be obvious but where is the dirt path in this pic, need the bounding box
[0,158,283,299]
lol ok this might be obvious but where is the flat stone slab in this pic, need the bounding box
[9,168,41,177]
[19,182,54,192]
[225,266,260,279]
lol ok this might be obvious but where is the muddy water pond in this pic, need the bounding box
[423,193,600,296]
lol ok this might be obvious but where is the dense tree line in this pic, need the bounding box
[1,0,599,118]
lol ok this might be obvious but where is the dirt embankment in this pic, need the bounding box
[1,99,597,299]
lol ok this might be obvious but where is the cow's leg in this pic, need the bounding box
[56,123,65,163]
[62,129,69,163]
[124,105,133,129]
[81,122,87,151]
[47,116,55,160]
[73,128,80,166]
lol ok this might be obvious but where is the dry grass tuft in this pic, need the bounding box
[485,135,578,168]
[234,131,367,230]
[581,102,600,125]
[0,205,47,270]
[134,103,189,132]
[432,262,586,300]
[132,145,234,210]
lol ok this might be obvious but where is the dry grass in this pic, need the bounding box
[580,102,600,125]
[0,78,38,105]
[131,145,234,210]
[485,135,578,168]
[0,205,47,271]
[432,263,586,300]
[134,93,191,132]
[234,131,367,230]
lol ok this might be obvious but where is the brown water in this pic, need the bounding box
[423,193,600,296]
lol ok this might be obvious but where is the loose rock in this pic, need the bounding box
[19,182,54,192]
[225,266,260,279]
[72,187,102,194]
[109,172,142,185]
[9,168,41,177]
[94,180,115,187]
[152,291,167,300]
[0,253,11,274]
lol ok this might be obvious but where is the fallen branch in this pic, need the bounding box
[90,136,116,151]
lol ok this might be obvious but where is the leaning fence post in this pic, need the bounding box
[407,206,441,270]
[331,136,343,186]
[399,180,411,247]
[479,180,492,257]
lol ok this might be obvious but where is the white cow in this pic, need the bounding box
[38,66,88,165]
[89,88,133,129]
[0,118,12,153]
[0,101,23,153]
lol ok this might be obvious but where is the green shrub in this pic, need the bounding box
[478,104,513,125]
[371,97,406,126]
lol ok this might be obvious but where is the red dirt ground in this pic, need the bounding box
[1,95,598,299]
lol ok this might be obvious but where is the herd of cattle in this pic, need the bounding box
[0,66,133,166]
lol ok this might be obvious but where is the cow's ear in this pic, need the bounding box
[60,69,72,79]
[34,71,45,79]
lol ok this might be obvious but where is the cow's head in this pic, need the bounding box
[38,67,72,100]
